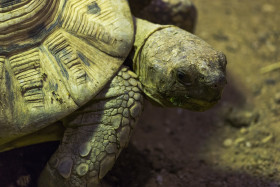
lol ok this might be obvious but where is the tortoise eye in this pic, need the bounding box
[176,70,192,86]
[177,71,185,80]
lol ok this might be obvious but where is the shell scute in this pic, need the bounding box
[9,49,44,107]
[0,0,134,145]
[61,0,134,57]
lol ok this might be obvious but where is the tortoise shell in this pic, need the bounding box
[0,0,134,143]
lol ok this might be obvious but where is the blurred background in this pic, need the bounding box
[1,0,280,186]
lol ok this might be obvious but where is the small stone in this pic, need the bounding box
[177,108,183,115]
[245,141,252,148]
[234,137,245,146]
[16,175,31,187]
[261,133,274,144]
[265,79,276,85]
[156,175,163,185]
[226,41,239,53]
[212,31,229,41]
[76,163,89,176]
[274,93,280,104]
[225,108,259,128]
[262,4,275,13]
[240,127,248,134]
[223,138,233,147]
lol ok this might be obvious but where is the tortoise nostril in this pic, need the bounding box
[215,75,227,89]
[218,53,227,67]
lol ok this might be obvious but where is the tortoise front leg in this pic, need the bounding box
[38,67,143,187]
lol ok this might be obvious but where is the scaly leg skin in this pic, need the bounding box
[38,67,143,187]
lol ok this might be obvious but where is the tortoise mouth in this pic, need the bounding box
[167,95,219,111]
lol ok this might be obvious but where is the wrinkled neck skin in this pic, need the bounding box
[132,18,227,111]
[132,18,171,107]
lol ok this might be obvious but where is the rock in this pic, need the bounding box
[262,4,275,13]
[265,79,276,85]
[212,31,229,41]
[223,138,233,147]
[16,175,31,187]
[245,141,252,148]
[156,174,163,185]
[240,127,249,134]
[261,133,274,144]
[225,108,260,128]
[274,92,280,104]
[234,137,246,146]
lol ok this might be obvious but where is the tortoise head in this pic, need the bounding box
[134,25,227,111]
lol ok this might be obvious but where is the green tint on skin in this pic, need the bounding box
[133,18,227,111]
[0,13,227,187]
[39,67,144,187]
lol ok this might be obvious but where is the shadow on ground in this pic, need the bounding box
[0,76,276,187]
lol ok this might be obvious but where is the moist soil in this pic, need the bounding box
[1,0,280,186]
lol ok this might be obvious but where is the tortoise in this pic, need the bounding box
[0,0,227,186]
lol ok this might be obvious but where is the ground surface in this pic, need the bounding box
[1,0,280,186]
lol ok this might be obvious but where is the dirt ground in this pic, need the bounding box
[1,0,280,186]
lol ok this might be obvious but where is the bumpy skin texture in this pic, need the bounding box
[133,19,227,111]
[0,1,227,186]
[129,0,197,32]
[38,67,143,186]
